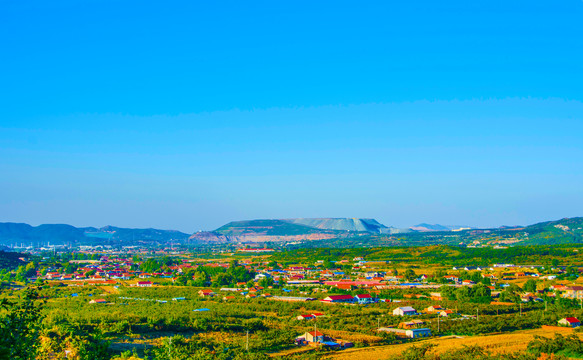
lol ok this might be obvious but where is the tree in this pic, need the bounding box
[0,289,44,360]
[456,286,471,302]
[323,259,334,269]
[25,262,36,277]
[523,279,537,293]
[404,268,417,281]
[472,283,492,303]
[214,273,234,286]
[259,276,274,288]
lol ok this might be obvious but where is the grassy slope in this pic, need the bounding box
[521,217,583,245]
[325,327,577,360]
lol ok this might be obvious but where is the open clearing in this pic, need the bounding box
[325,327,577,360]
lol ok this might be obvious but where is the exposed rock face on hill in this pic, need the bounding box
[188,231,232,243]
[285,218,405,234]
[207,218,408,243]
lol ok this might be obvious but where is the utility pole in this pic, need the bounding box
[378,317,380,331]
[246,330,249,351]
[545,301,547,311]
[520,303,522,316]
[437,314,440,333]
[315,323,318,343]
[476,308,479,321]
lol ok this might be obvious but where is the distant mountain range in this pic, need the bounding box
[1,217,582,247]
[0,223,189,247]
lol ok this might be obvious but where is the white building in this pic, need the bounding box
[393,306,416,316]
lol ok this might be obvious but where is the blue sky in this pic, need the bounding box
[1,1,582,232]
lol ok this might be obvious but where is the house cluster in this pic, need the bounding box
[39,256,179,285]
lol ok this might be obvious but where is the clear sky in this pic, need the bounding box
[1,1,582,232]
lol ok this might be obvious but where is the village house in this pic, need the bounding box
[406,328,432,338]
[559,317,581,328]
[336,284,354,291]
[354,294,378,304]
[399,319,426,329]
[393,306,417,316]
[198,289,215,297]
[321,294,356,303]
[89,299,107,304]
[439,310,455,317]
[565,286,583,299]
[136,281,152,287]
[430,292,443,301]
[300,331,324,343]
[378,327,431,338]
[425,305,444,313]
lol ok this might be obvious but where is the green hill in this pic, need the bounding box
[520,217,583,245]
[0,222,190,246]
[84,226,189,242]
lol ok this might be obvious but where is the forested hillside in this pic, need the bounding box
[0,251,26,270]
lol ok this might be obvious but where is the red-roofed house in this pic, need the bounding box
[297,314,315,320]
[355,294,377,304]
[559,317,581,327]
[89,299,107,304]
[198,289,215,297]
[321,295,356,303]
